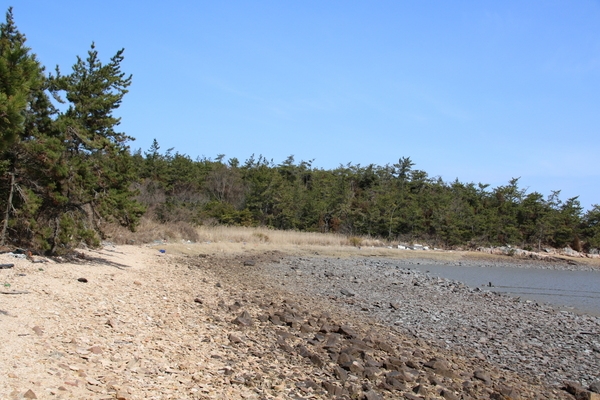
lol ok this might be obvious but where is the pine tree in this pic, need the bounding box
[0,7,50,245]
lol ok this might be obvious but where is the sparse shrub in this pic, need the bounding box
[348,236,362,247]
[252,232,270,242]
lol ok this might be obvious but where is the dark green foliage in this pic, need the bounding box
[134,144,594,250]
[0,9,142,254]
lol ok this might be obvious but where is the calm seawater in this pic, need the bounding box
[413,264,600,316]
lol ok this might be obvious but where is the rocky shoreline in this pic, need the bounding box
[1,245,599,399]
[255,255,600,388]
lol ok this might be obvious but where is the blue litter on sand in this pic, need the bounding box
[159,249,166,253]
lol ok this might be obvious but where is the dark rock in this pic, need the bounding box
[243,260,256,266]
[364,366,381,380]
[322,381,344,396]
[310,353,324,367]
[320,324,340,333]
[257,314,269,322]
[338,352,354,365]
[497,384,520,399]
[441,389,460,400]
[384,376,406,391]
[424,357,451,372]
[412,384,429,396]
[77,277,88,283]
[590,382,600,394]
[333,365,348,382]
[363,390,383,400]
[228,333,243,344]
[193,297,203,304]
[347,360,366,375]
[376,341,394,353]
[277,340,294,354]
[338,325,358,338]
[473,369,491,385]
[232,311,253,327]
[564,381,600,400]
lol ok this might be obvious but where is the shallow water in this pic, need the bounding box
[413,264,600,315]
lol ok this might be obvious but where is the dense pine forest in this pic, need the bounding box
[1,9,599,255]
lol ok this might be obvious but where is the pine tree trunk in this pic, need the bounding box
[0,172,15,246]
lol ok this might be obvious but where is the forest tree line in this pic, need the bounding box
[1,8,599,254]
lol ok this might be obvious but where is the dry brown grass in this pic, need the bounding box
[103,218,457,261]
[101,218,600,267]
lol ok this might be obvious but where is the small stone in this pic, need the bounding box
[338,325,358,338]
[228,333,243,344]
[309,353,324,368]
[193,297,203,304]
[23,389,37,399]
[106,319,117,328]
[133,281,142,285]
[412,384,429,396]
[115,391,128,400]
[89,345,103,354]
[441,389,460,400]
[340,288,355,297]
[473,369,492,385]
[334,365,348,382]
[86,378,102,386]
[322,381,344,396]
[232,311,253,327]
[32,326,43,336]
[364,390,383,400]
[77,277,88,283]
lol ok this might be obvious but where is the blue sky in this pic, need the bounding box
[8,1,600,209]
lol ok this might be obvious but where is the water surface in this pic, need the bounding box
[413,264,600,315]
